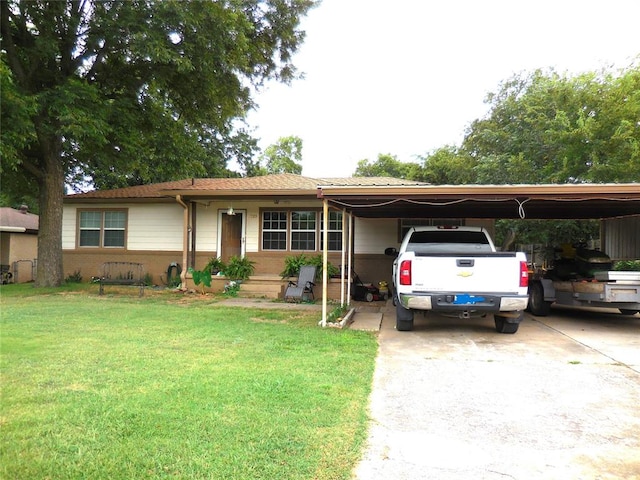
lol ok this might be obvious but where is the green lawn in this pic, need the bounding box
[0,284,378,479]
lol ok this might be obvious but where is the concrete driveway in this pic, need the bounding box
[353,304,640,480]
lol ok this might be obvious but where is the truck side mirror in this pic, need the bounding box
[385,247,398,257]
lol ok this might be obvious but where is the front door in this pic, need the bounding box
[220,211,244,263]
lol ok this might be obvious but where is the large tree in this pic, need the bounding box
[417,146,476,185]
[464,62,640,184]
[1,0,315,287]
[354,153,422,179]
[260,135,303,174]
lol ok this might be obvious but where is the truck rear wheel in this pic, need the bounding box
[528,282,551,316]
[396,302,414,331]
[494,312,522,334]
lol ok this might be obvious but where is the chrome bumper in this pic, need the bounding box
[399,293,528,312]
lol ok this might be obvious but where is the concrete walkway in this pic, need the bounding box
[214,296,323,311]
[215,297,388,329]
[348,302,389,331]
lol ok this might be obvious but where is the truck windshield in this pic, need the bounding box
[406,231,493,254]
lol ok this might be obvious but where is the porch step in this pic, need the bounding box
[237,276,285,299]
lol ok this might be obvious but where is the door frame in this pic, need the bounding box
[216,209,246,259]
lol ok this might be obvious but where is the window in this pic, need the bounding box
[321,211,343,251]
[262,211,287,250]
[398,218,464,242]
[260,209,343,252]
[291,211,316,250]
[79,210,126,248]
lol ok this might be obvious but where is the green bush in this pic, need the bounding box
[64,270,83,283]
[204,257,226,275]
[613,260,640,271]
[224,256,255,281]
[280,253,340,280]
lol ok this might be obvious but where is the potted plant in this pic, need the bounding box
[280,253,340,280]
[205,257,226,275]
[224,255,255,282]
[280,253,310,279]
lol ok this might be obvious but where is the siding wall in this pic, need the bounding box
[63,200,345,289]
[62,199,500,297]
[62,203,184,251]
[602,216,640,260]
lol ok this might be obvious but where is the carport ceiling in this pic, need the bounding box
[318,184,640,220]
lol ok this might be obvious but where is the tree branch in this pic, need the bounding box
[0,2,27,84]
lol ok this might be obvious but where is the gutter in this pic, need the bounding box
[0,226,27,233]
[175,195,189,289]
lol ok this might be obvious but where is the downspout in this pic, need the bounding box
[190,202,197,269]
[175,195,189,289]
[321,198,329,327]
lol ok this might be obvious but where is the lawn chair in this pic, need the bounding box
[284,265,316,302]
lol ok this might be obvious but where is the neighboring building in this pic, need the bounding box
[0,205,39,283]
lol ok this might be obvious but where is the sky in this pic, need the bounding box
[245,0,640,178]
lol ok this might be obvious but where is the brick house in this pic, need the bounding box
[63,174,639,302]
[63,174,495,299]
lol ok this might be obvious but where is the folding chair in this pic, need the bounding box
[284,265,317,302]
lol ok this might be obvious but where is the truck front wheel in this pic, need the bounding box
[494,312,522,334]
[396,302,414,331]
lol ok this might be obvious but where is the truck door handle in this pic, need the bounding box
[457,259,474,267]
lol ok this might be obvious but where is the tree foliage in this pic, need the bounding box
[354,63,639,187]
[259,135,303,175]
[417,146,476,184]
[354,154,422,180]
[352,64,638,247]
[1,0,315,286]
[464,63,640,184]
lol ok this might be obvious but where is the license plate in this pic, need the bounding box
[453,294,485,305]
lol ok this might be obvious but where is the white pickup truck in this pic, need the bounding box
[386,226,529,333]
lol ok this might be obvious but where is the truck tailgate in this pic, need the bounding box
[412,253,522,293]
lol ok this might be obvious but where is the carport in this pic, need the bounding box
[315,183,640,324]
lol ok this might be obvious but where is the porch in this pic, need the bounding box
[185,273,347,301]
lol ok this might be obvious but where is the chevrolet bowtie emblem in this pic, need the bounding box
[457,271,474,277]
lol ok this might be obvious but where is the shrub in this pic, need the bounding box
[225,256,255,281]
[65,270,83,283]
[613,260,640,271]
[280,253,340,280]
[204,257,226,275]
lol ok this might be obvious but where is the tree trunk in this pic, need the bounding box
[35,139,65,287]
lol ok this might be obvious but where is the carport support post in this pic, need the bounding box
[347,212,352,302]
[321,198,329,327]
[340,208,346,306]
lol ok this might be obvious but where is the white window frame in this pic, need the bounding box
[78,209,127,248]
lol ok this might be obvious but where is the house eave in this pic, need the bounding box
[157,188,319,199]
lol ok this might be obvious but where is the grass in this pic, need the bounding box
[0,284,378,479]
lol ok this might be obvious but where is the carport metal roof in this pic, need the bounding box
[316,183,640,220]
